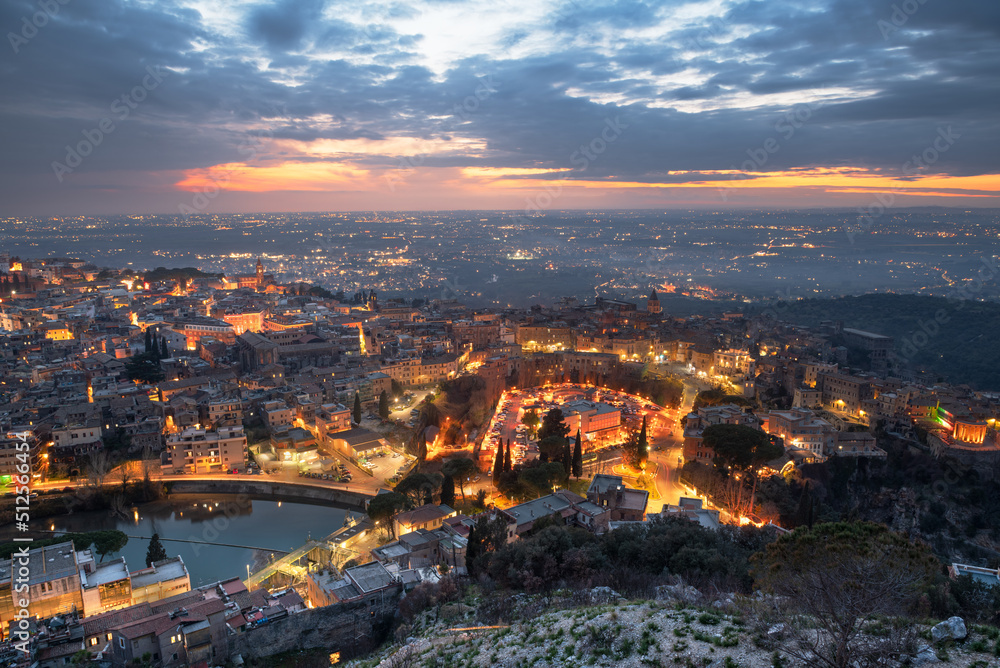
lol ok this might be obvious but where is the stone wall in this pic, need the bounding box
[229,595,398,662]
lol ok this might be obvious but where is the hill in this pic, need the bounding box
[764,294,1000,390]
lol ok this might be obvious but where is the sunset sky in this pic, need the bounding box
[2,0,999,215]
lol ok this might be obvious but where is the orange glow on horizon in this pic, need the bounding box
[174,157,1000,202]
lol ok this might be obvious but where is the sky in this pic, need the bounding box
[1,0,999,216]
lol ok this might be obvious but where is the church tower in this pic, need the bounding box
[255,258,264,289]
[647,288,661,314]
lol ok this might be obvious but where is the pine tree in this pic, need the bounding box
[492,444,503,482]
[423,487,433,506]
[145,533,167,567]
[440,474,455,507]
[572,429,583,478]
[353,392,362,424]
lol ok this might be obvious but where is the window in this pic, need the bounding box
[89,638,98,646]
[119,638,125,649]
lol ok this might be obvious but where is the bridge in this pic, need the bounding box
[244,519,368,590]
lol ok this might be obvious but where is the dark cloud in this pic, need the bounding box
[0,0,997,215]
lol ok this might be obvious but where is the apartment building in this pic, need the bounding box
[162,425,247,474]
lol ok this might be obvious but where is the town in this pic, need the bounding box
[1,255,998,666]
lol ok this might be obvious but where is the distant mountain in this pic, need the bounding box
[768,294,1000,390]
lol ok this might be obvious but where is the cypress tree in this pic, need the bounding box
[144,328,151,353]
[562,439,572,476]
[504,439,512,474]
[353,392,362,424]
[440,474,455,507]
[572,429,583,478]
[160,337,169,359]
[492,444,503,482]
[418,433,428,461]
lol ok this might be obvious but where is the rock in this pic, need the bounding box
[439,603,473,620]
[767,623,788,639]
[589,586,622,603]
[655,583,701,604]
[712,593,736,610]
[912,644,939,666]
[931,616,967,643]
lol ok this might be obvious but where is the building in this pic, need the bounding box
[656,497,721,530]
[501,490,611,537]
[646,289,661,315]
[586,474,649,521]
[392,504,456,539]
[129,558,191,606]
[0,542,85,637]
[305,561,401,608]
[0,431,41,479]
[80,558,133,617]
[162,425,248,474]
[236,331,279,372]
[560,400,621,446]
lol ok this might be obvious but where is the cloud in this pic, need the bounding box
[0,0,998,214]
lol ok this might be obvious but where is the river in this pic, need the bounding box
[34,495,357,588]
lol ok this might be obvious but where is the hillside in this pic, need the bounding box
[350,593,1000,668]
[763,294,1000,390]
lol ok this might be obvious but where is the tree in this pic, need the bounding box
[465,515,509,576]
[492,445,503,483]
[572,430,583,478]
[704,423,783,514]
[125,351,165,384]
[752,521,939,668]
[562,438,572,475]
[418,433,428,461]
[537,408,570,443]
[538,435,565,463]
[440,474,456,507]
[394,472,441,508]
[390,379,404,398]
[90,530,129,562]
[144,327,152,353]
[519,462,565,498]
[145,533,168,567]
[621,427,648,470]
[367,492,407,538]
[353,392,362,424]
[378,390,390,420]
[441,457,477,501]
[521,409,540,437]
[160,337,169,359]
[504,439,512,474]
